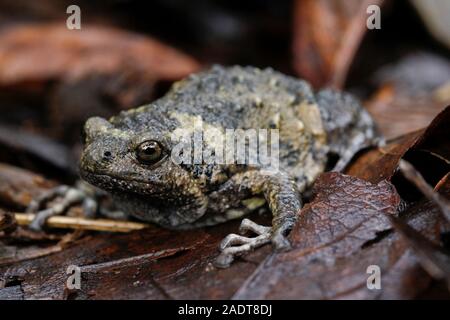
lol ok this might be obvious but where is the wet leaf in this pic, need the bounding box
[366,53,450,140]
[0,163,56,209]
[233,172,450,299]
[0,216,270,299]
[388,214,450,290]
[0,125,76,178]
[0,23,201,145]
[292,0,384,88]
[233,173,401,299]
[0,23,199,87]
[347,106,450,184]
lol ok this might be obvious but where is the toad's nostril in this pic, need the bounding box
[103,151,112,161]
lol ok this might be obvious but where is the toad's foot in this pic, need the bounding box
[27,182,98,231]
[214,218,291,268]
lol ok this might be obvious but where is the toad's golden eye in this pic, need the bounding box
[136,140,163,164]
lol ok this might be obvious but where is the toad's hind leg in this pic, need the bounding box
[214,170,302,268]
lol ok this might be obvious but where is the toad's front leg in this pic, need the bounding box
[214,170,302,268]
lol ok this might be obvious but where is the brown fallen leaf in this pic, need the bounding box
[0,181,275,300]
[0,285,23,300]
[383,160,450,291]
[233,172,400,299]
[347,105,450,184]
[365,85,448,140]
[0,124,76,177]
[0,243,63,266]
[233,172,450,299]
[399,160,450,222]
[292,0,384,88]
[0,163,56,209]
[387,214,450,290]
[0,218,262,299]
[0,23,200,86]
[0,23,201,144]
[366,53,450,140]
[412,105,450,162]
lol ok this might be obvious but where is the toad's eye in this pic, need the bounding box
[136,140,164,165]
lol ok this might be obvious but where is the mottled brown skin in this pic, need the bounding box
[79,65,381,267]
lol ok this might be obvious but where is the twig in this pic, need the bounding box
[81,247,186,272]
[393,159,450,290]
[0,245,63,266]
[13,213,149,233]
[398,159,450,222]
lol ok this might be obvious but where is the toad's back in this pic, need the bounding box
[159,65,330,189]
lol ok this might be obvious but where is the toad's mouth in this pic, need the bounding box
[80,170,167,197]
